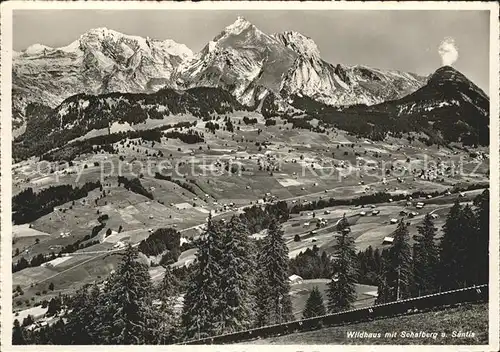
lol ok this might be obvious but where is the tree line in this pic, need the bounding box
[15,87,247,160]
[290,184,487,214]
[42,121,197,162]
[13,182,102,224]
[117,176,154,200]
[154,173,199,196]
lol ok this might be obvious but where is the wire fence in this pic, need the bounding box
[182,284,488,345]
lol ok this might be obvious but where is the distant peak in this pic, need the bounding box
[87,27,117,34]
[80,27,124,41]
[434,65,458,73]
[274,31,320,58]
[427,65,488,98]
[280,30,306,38]
[429,65,466,82]
[224,16,253,35]
[236,16,251,25]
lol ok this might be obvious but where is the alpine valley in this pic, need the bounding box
[11,17,490,346]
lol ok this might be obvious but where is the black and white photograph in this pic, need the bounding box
[0,1,499,350]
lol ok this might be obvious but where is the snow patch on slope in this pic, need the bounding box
[224,16,253,36]
[25,44,53,55]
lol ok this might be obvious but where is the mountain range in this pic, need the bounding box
[13,17,425,127]
[13,27,193,128]
[13,17,489,155]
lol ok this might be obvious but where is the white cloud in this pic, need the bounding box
[438,37,459,66]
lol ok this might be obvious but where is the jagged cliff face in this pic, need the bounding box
[274,31,425,106]
[12,28,193,128]
[13,17,428,129]
[174,17,298,107]
[174,18,426,107]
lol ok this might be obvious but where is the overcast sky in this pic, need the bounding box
[13,10,490,93]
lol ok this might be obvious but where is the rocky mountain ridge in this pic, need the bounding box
[13,27,193,128]
[13,17,426,128]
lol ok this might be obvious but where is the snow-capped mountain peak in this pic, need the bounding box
[13,28,195,128]
[274,31,321,59]
[82,27,120,38]
[13,19,428,130]
[175,17,298,106]
[224,16,253,36]
[151,38,193,59]
[75,27,193,59]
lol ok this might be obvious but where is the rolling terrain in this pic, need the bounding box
[10,16,491,344]
[11,108,489,316]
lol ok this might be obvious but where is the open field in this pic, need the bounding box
[242,303,488,345]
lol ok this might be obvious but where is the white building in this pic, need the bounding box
[289,274,304,285]
[383,236,394,244]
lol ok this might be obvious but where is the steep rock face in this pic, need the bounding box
[174,17,298,107]
[274,31,425,106]
[274,31,349,104]
[12,28,193,128]
[175,20,426,108]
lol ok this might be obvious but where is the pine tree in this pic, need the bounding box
[336,213,350,233]
[388,220,413,301]
[439,201,467,290]
[255,219,294,326]
[460,204,479,286]
[253,239,268,327]
[64,284,100,344]
[158,265,180,300]
[377,221,412,303]
[302,286,326,319]
[22,315,34,327]
[472,190,489,284]
[413,214,439,295]
[13,319,26,345]
[46,296,62,316]
[157,265,181,344]
[327,230,358,312]
[50,318,69,344]
[375,266,392,304]
[96,245,162,344]
[373,248,382,273]
[181,215,224,340]
[218,216,255,334]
